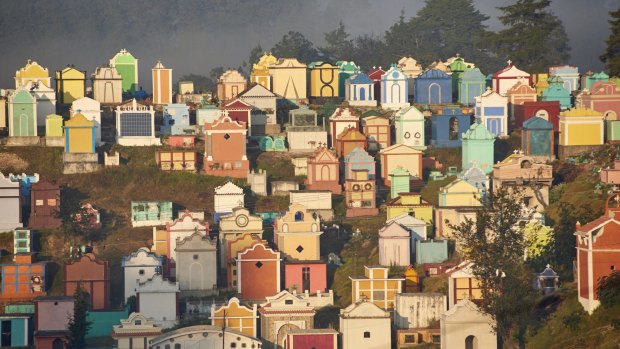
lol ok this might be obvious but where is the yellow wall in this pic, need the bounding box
[352,278,402,310]
[385,154,421,182]
[153,229,168,256]
[278,234,320,260]
[309,65,339,98]
[212,302,255,337]
[562,122,602,146]
[57,68,86,103]
[68,128,92,153]
[445,192,479,206]
[65,114,94,153]
[386,205,433,223]
[270,60,307,100]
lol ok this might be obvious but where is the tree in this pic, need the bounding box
[176,74,209,94]
[449,187,537,348]
[67,286,92,349]
[491,0,570,72]
[382,1,498,71]
[551,202,577,280]
[601,6,620,76]
[597,270,620,308]
[271,31,321,63]
[349,34,388,72]
[243,44,264,75]
[55,187,88,244]
[320,21,354,61]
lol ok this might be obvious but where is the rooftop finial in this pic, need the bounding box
[507,59,513,66]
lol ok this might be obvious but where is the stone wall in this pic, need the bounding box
[558,144,606,160]
[63,153,101,174]
[44,136,65,147]
[6,136,40,146]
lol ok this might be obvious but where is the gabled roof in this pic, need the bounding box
[64,113,94,127]
[340,301,389,318]
[394,105,424,121]
[224,99,252,110]
[386,213,426,227]
[348,73,373,84]
[440,178,480,194]
[381,64,407,80]
[575,216,614,233]
[418,69,450,79]
[462,122,494,141]
[337,127,365,141]
[461,68,486,80]
[523,116,553,130]
[367,67,386,79]
[215,181,244,194]
[270,58,306,68]
[345,146,373,163]
[237,83,279,98]
[378,221,410,238]
[493,63,530,79]
[379,143,423,155]
[153,60,167,69]
[309,147,338,163]
[360,109,385,118]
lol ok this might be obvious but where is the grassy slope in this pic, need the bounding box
[0,145,241,306]
[527,285,620,349]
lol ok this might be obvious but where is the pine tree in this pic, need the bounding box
[321,22,354,61]
[492,0,570,72]
[449,187,537,348]
[382,0,497,70]
[601,6,620,76]
[271,31,320,64]
[67,286,92,349]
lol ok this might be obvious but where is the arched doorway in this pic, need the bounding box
[320,165,331,181]
[189,262,204,289]
[449,117,459,140]
[276,323,300,349]
[465,335,478,349]
[391,83,401,104]
[429,83,441,104]
[359,87,366,101]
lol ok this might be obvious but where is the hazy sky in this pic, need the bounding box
[0,0,617,89]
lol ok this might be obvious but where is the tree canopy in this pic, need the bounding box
[601,6,620,76]
[449,187,537,348]
[271,31,321,64]
[491,0,570,73]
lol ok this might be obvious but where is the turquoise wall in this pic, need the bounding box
[86,307,129,338]
[415,240,448,264]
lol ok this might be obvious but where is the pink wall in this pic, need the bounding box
[287,333,337,349]
[284,263,327,293]
[36,299,74,331]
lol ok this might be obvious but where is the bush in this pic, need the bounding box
[597,270,620,308]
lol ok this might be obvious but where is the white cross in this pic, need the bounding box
[507,60,513,66]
